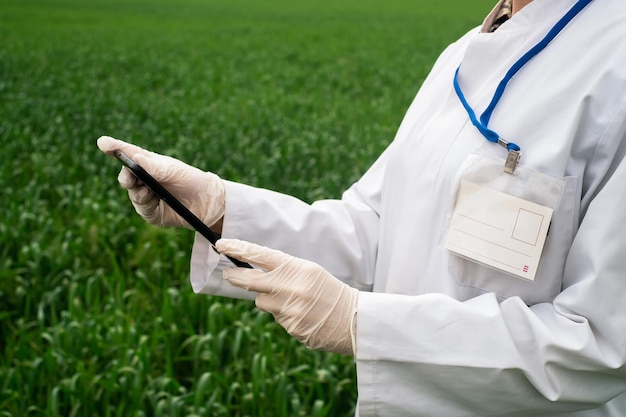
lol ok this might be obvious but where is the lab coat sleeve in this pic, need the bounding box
[190,143,391,297]
[188,26,473,299]
[355,116,626,414]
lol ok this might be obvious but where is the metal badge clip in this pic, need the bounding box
[504,149,521,174]
[498,138,521,174]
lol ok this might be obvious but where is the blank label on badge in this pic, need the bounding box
[445,180,553,281]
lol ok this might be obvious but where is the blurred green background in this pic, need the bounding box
[1,0,493,415]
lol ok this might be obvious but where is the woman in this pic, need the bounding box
[99,0,626,414]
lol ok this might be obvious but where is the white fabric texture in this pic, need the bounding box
[190,0,626,414]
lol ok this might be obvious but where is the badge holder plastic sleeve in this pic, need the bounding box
[439,154,566,281]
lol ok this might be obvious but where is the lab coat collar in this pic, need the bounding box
[481,0,581,34]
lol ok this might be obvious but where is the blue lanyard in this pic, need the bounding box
[453,0,593,171]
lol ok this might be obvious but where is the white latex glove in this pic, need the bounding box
[97,136,225,229]
[216,238,359,356]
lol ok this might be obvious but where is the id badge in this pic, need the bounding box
[443,155,565,281]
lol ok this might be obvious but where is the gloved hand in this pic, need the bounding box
[97,136,225,230]
[216,238,359,356]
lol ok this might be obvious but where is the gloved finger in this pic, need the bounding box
[127,189,161,224]
[223,268,276,294]
[255,292,283,314]
[97,136,150,159]
[216,239,292,271]
[132,152,176,184]
[128,184,158,206]
[133,151,207,188]
[134,198,162,225]
[117,167,138,189]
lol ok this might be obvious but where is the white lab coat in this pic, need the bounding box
[190,0,626,415]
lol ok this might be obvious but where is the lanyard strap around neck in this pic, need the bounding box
[453,0,594,154]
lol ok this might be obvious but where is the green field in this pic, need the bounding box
[1,0,493,415]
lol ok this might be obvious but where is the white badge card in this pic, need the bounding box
[445,180,553,281]
[442,154,565,281]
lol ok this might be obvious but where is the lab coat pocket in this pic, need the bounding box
[448,176,579,305]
